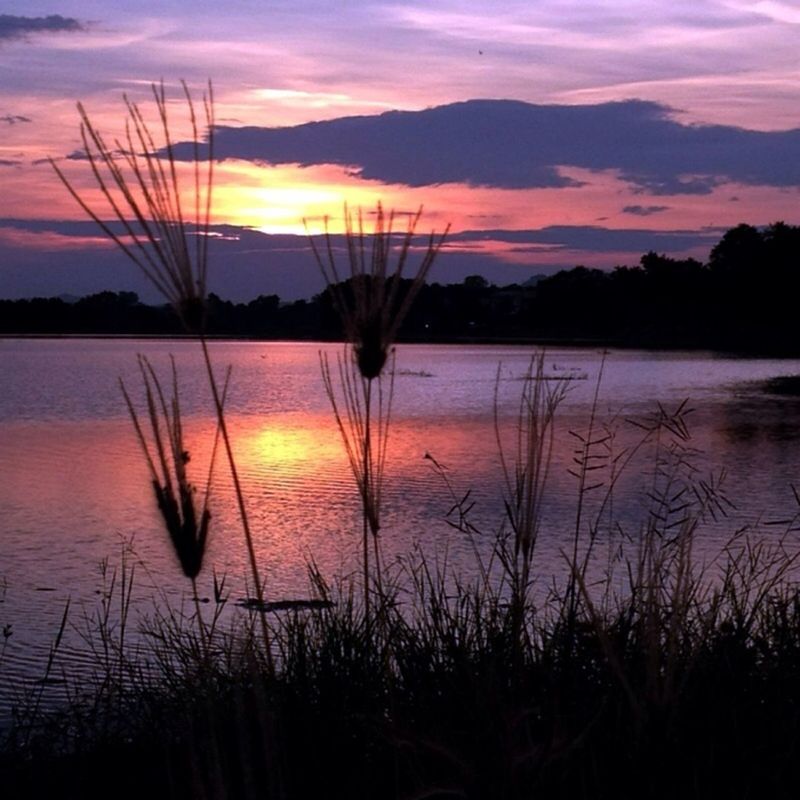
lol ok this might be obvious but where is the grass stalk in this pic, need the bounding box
[52,80,274,665]
[494,353,569,629]
[200,335,274,671]
[311,204,447,631]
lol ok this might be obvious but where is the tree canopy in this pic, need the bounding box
[3,222,800,353]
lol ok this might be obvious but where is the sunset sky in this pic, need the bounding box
[2,1,800,301]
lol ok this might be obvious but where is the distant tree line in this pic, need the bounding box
[3,222,800,352]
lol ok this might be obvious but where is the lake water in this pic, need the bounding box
[3,338,800,717]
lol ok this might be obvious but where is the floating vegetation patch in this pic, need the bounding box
[395,368,434,378]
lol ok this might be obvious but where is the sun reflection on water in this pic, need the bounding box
[237,417,344,476]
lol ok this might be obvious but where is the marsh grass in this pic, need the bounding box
[312,204,449,631]
[495,353,569,633]
[320,348,395,623]
[8,363,800,799]
[308,204,449,379]
[52,80,275,668]
[120,356,223,582]
[120,354,232,657]
[50,81,213,330]
[20,80,800,798]
[8,511,800,798]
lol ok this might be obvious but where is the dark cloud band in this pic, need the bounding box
[623,205,670,216]
[0,14,84,41]
[171,99,800,195]
[0,217,722,301]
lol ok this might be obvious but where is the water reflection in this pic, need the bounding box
[6,340,800,713]
[237,416,344,476]
[718,393,800,444]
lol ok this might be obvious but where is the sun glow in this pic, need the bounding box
[211,161,388,234]
[237,419,344,478]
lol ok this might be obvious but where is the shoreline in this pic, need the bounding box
[0,332,792,357]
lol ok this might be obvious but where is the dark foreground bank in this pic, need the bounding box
[3,523,800,800]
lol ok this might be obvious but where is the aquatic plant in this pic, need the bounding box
[120,356,220,584]
[494,353,569,627]
[52,81,274,668]
[309,203,449,628]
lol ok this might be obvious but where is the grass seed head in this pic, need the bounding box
[308,202,449,380]
[51,80,215,334]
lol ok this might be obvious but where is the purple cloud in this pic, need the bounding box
[0,14,84,41]
[622,205,670,216]
[167,99,800,195]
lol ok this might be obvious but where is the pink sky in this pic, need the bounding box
[1,1,799,299]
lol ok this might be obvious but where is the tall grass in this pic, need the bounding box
[310,203,449,630]
[6,368,800,797]
[494,353,569,635]
[120,354,232,655]
[51,80,274,668]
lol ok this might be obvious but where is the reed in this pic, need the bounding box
[52,81,274,669]
[309,203,449,630]
[494,353,569,635]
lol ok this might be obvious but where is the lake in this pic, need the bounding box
[3,338,800,716]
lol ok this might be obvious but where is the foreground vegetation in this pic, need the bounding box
[4,386,800,800]
[4,511,800,798]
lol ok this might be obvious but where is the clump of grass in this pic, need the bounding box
[9,503,800,799]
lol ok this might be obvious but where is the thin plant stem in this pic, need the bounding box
[567,350,608,621]
[363,377,373,630]
[199,336,274,672]
[54,83,275,669]
[310,204,447,637]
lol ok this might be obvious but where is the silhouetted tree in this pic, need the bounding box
[4,223,800,351]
